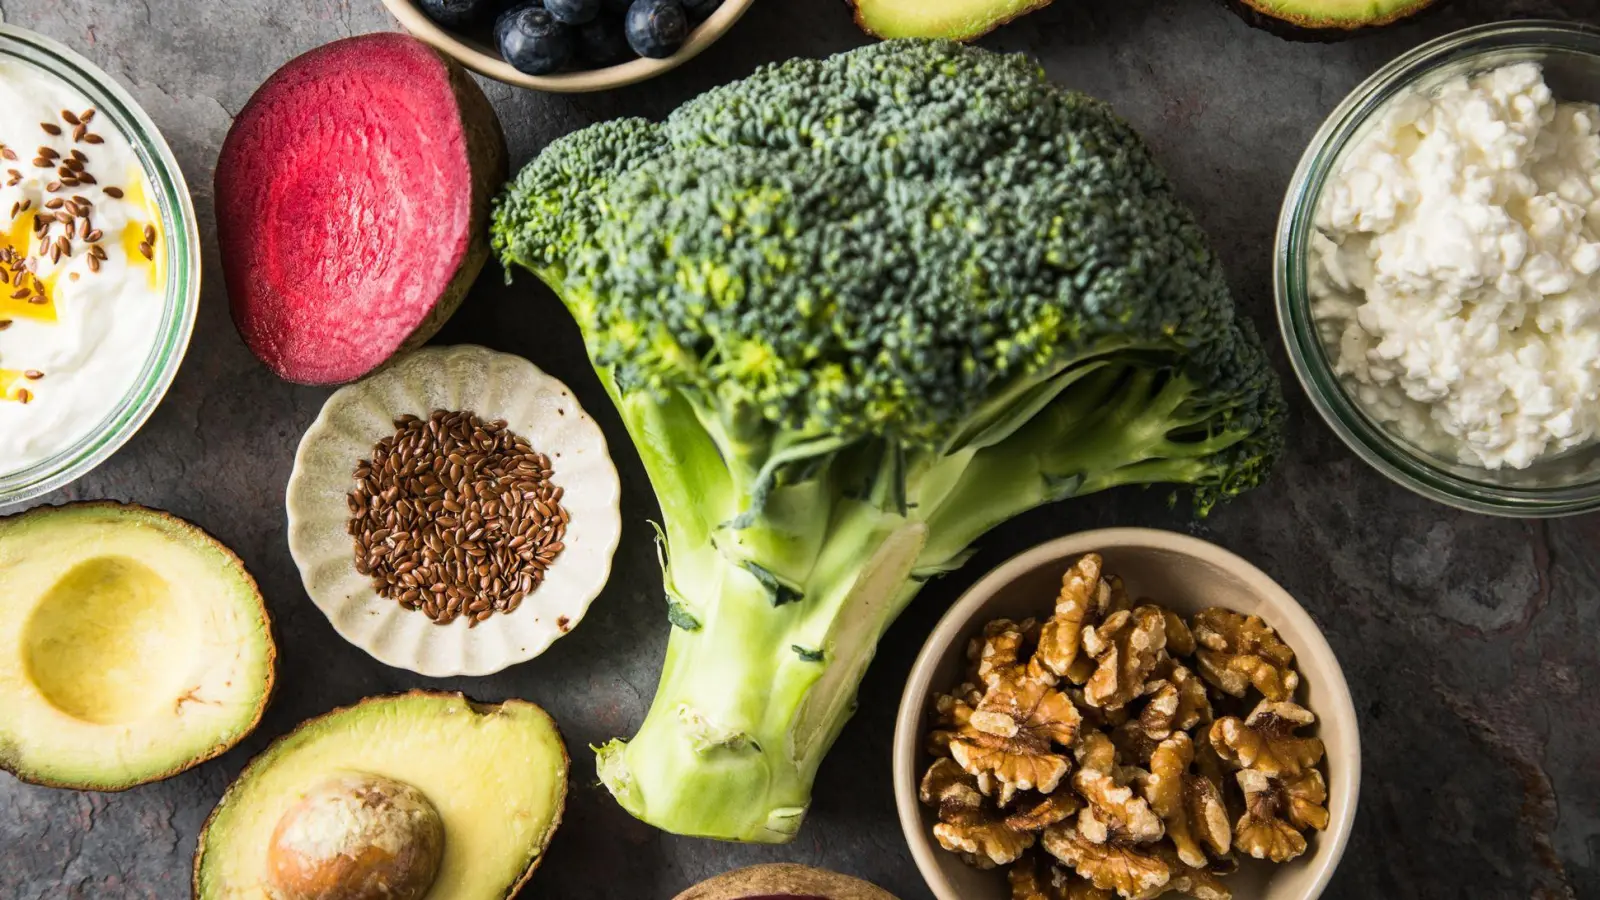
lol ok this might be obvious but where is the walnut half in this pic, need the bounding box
[1081,605,1168,711]
[1112,659,1212,764]
[950,666,1080,799]
[1192,608,1300,702]
[971,617,1043,688]
[1071,733,1163,845]
[1210,700,1324,779]
[922,755,1037,870]
[1233,767,1330,863]
[935,818,1037,870]
[1005,790,1084,833]
[1139,733,1230,869]
[1042,824,1171,900]
[1037,554,1117,683]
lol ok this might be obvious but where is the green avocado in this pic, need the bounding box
[1227,0,1438,38]
[849,0,1054,40]
[0,502,276,790]
[194,692,569,900]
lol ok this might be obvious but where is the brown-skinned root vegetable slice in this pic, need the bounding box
[1223,0,1439,41]
[673,863,900,900]
[215,33,506,385]
[849,0,1054,40]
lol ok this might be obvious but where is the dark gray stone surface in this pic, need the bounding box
[1,0,1597,897]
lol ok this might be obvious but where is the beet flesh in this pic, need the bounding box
[216,33,506,385]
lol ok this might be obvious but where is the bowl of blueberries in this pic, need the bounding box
[384,0,751,91]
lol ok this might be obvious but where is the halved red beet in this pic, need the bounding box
[216,33,506,385]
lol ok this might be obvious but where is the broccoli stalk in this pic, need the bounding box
[493,39,1286,842]
[593,356,1264,841]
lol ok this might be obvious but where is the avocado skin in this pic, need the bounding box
[1222,0,1443,41]
[846,0,1056,41]
[0,501,277,792]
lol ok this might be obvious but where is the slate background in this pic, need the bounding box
[1,0,1597,897]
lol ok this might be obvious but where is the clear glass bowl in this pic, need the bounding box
[0,25,199,507]
[1277,20,1600,517]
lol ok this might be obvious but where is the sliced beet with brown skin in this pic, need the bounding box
[672,864,898,900]
[215,33,506,385]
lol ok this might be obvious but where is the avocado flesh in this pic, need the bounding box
[0,502,275,790]
[195,692,568,900]
[1235,0,1434,28]
[851,0,1053,40]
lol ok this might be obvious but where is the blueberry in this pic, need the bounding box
[545,0,601,24]
[417,0,498,28]
[496,3,575,75]
[682,0,721,20]
[578,18,633,67]
[624,0,688,59]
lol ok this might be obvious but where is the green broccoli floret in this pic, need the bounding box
[493,39,1285,844]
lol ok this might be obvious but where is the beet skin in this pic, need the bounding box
[216,33,506,385]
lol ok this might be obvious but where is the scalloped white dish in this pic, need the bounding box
[286,345,621,677]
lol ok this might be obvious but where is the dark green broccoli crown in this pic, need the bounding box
[494,40,1281,464]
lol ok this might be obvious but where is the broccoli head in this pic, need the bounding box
[493,39,1284,843]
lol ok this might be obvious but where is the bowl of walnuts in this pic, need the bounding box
[893,529,1359,900]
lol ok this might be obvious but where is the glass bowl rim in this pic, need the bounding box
[1275,19,1600,518]
[0,23,200,508]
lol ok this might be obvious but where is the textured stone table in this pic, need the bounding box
[1,1,1596,897]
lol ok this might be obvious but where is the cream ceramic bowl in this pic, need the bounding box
[286,345,621,677]
[380,0,755,92]
[894,529,1359,900]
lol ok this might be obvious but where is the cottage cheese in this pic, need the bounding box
[0,58,165,475]
[1311,62,1600,470]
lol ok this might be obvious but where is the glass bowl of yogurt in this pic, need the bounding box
[0,24,198,506]
[1278,20,1600,516]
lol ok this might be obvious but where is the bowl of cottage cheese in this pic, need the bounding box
[1278,20,1600,516]
[0,25,199,506]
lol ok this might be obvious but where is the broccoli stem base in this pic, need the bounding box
[597,505,926,842]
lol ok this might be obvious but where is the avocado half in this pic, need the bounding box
[1227,0,1439,39]
[849,0,1054,41]
[0,502,276,790]
[194,692,569,900]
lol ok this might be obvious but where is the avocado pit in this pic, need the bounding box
[267,773,445,900]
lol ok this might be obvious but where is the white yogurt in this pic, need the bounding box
[1311,62,1600,470]
[0,58,165,475]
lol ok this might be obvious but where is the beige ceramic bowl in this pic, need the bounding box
[381,0,755,92]
[286,345,622,678]
[894,528,1359,900]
